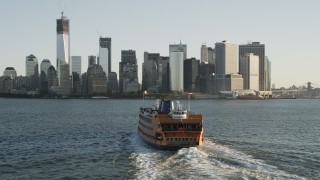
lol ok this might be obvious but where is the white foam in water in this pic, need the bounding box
[129,135,306,180]
[203,138,306,180]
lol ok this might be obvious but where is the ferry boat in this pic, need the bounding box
[138,99,204,149]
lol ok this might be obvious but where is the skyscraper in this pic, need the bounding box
[142,52,162,92]
[265,56,271,91]
[169,50,184,92]
[119,50,139,93]
[47,66,58,92]
[160,56,170,92]
[99,37,111,73]
[3,67,17,79]
[239,53,259,90]
[239,42,268,91]
[215,40,243,93]
[201,44,208,64]
[184,58,199,92]
[207,47,215,64]
[26,54,39,90]
[40,59,52,93]
[40,59,51,76]
[169,42,187,60]
[71,56,81,76]
[107,72,118,94]
[55,12,71,95]
[26,54,38,77]
[59,64,71,95]
[88,55,96,66]
[215,41,239,75]
[56,12,70,84]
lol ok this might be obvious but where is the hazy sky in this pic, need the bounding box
[1,0,319,88]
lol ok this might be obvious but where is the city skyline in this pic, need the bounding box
[1,0,320,88]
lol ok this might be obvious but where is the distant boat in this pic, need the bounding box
[138,99,204,150]
[238,94,265,100]
[218,91,238,99]
[91,96,109,99]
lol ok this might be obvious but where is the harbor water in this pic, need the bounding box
[0,99,319,179]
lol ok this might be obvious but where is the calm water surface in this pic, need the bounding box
[0,98,319,179]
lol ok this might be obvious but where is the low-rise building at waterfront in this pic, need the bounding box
[215,74,243,92]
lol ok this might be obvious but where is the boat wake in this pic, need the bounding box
[129,134,306,180]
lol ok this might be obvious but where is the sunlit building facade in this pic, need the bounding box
[239,53,259,90]
[239,42,269,91]
[169,43,187,60]
[169,51,184,92]
[201,44,208,64]
[215,40,243,93]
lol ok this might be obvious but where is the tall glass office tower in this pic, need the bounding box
[56,12,70,84]
[99,37,111,74]
[99,37,109,74]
